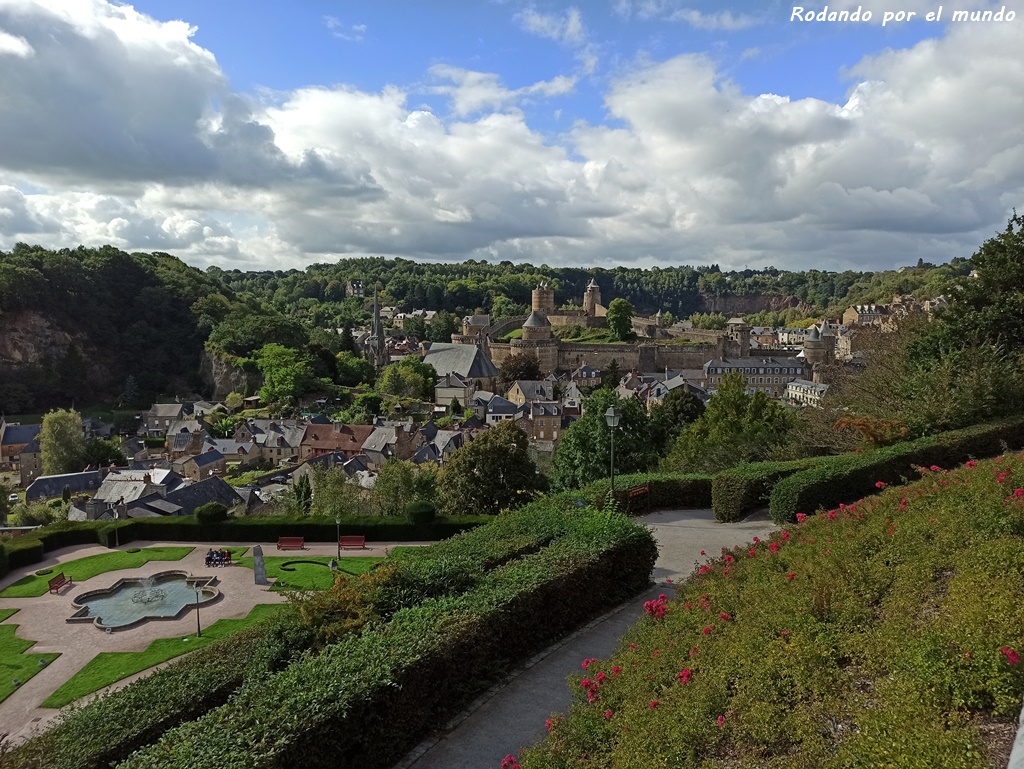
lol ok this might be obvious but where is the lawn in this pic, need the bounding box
[518,454,1024,769]
[0,608,61,704]
[0,547,195,598]
[235,555,382,591]
[42,604,286,708]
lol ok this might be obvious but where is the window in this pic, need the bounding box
[774,377,780,384]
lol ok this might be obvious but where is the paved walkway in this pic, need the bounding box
[395,508,776,769]
[0,539,426,742]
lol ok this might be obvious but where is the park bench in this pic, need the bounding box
[625,484,650,514]
[48,572,73,594]
[339,535,367,550]
[277,536,305,550]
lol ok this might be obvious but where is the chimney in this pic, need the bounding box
[143,473,152,485]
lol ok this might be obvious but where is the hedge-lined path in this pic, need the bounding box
[0,539,430,743]
[395,509,776,769]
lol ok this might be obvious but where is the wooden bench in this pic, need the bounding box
[48,572,73,594]
[277,537,305,550]
[339,535,367,550]
[626,484,650,514]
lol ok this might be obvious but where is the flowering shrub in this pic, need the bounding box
[517,453,1024,769]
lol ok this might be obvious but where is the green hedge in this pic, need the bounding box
[0,517,491,581]
[768,417,1024,523]
[119,510,658,769]
[711,458,820,522]
[579,472,713,513]
[6,499,620,768]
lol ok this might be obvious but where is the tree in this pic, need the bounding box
[255,344,319,407]
[402,315,427,340]
[225,391,244,412]
[498,352,543,392]
[338,323,358,355]
[292,474,313,516]
[427,311,460,343]
[449,397,462,415]
[606,298,636,341]
[84,438,123,468]
[309,467,367,517]
[663,372,793,473]
[648,388,706,454]
[491,295,528,321]
[551,389,656,490]
[437,421,543,515]
[40,409,86,475]
[603,359,622,388]
[376,357,435,401]
[121,375,139,407]
[336,351,375,388]
[372,459,416,516]
[0,479,15,524]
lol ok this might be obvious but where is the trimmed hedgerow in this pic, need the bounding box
[712,459,820,523]
[579,472,714,513]
[517,454,1024,769]
[769,418,1024,523]
[118,509,658,769]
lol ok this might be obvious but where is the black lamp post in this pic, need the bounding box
[604,406,621,495]
[195,589,202,638]
[335,514,341,560]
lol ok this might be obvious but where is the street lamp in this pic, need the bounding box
[335,514,341,560]
[604,406,621,496]
[112,506,119,548]
[195,588,202,638]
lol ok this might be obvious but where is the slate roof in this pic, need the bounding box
[164,478,243,517]
[419,422,439,442]
[206,439,254,455]
[362,427,394,455]
[433,430,464,455]
[512,380,554,402]
[26,471,103,501]
[190,450,225,468]
[95,469,183,504]
[150,404,185,418]
[412,443,441,465]
[343,455,370,475]
[522,310,550,328]
[423,343,499,380]
[1,423,40,446]
[460,415,485,429]
[526,401,562,417]
[167,420,205,436]
[487,396,519,416]
[20,436,41,455]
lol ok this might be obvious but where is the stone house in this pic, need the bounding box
[19,437,42,488]
[299,423,376,460]
[174,449,227,482]
[141,404,187,436]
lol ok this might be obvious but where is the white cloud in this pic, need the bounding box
[0,27,32,56]
[669,8,758,30]
[515,6,599,75]
[323,15,366,42]
[0,0,1022,273]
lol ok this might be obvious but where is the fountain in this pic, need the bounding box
[67,571,219,630]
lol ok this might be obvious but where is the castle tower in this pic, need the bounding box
[532,282,556,315]
[512,310,559,374]
[726,317,751,358]
[818,322,836,364]
[803,324,824,367]
[582,279,601,317]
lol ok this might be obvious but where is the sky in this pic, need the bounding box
[0,0,1022,273]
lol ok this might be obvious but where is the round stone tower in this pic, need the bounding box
[803,324,824,367]
[532,282,556,315]
[582,279,601,317]
[513,310,559,374]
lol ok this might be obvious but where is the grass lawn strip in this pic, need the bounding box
[235,555,381,590]
[41,604,285,708]
[0,547,196,598]
[0,608,61,704]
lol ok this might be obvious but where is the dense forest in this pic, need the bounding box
[0,243,970,414]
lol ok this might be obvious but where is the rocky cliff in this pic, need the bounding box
[0,310,78,365]
[199,350,262,400]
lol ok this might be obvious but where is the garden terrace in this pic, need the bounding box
[516,454,1024,769]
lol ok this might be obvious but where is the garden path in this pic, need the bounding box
[394,508,776,769]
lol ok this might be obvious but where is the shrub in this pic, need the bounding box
[404,500,436,525]
[579,472,713,513]
[712,458,819,522]
[769,417,1024,523]
[194,503,229,525]
[34,568,53,576]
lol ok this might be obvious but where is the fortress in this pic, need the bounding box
[451,283,780,376]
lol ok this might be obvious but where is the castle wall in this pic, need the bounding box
[557,344,640,372]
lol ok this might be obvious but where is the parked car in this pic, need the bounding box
[271,475,288,484]
[7,493,19,503]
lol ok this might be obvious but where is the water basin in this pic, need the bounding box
[68,571,219,630]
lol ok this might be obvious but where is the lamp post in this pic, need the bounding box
[195,589,202,638]
[112,506,119,548]
[604,406,621,495]
[335,514,341,560]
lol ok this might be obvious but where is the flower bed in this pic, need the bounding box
[769,417,1024,524]
[516,454,1024,769]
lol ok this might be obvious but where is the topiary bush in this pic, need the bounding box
[404,500,436,525]
[712,458,819,522]
[194,503,229,526]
